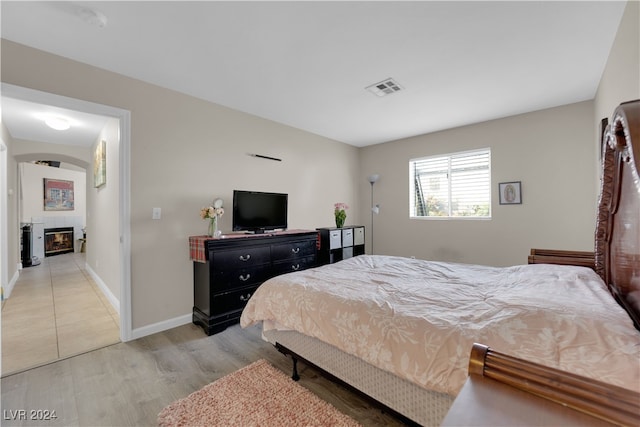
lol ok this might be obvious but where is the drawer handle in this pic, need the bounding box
[291,247,300,254]
[291,264,300,271]
[239,293,252,302]
[239,274,251,282]
[239,254,251,262]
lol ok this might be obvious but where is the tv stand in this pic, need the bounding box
[190,230,318,335]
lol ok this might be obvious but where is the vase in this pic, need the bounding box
[207,217,218,237]
[214,218,222,238]
[335,215,345,228]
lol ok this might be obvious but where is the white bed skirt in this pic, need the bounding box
[263,329,454,426]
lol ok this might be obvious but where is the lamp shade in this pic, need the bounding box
[368,174,380,184]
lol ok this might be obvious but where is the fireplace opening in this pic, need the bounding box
[44,227,75,257]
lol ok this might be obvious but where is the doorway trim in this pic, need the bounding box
[0,138,8,299]
[2,83,132,341]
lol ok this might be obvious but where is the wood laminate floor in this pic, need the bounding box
[1,253,120,376]
[0,323,407,426]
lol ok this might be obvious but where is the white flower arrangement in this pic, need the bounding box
[200,198,225,219]
[201,198,224,237]
[200,206,224,220]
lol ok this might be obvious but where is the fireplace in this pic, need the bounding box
[44,227,75,257]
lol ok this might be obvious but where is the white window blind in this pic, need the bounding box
[410,149,491,218]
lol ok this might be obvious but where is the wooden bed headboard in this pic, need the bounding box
[595,100,640,330]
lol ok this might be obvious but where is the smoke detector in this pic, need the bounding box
[366,78,403,97]
[77,7,108,28]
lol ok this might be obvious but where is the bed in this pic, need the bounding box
[240,100,640,426]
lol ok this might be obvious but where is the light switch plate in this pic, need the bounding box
[152,207,161,220]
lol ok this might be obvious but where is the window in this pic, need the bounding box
[410,149,491,218]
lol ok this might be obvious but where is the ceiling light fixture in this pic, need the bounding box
[44,116,71,131]
[366,78,403,97]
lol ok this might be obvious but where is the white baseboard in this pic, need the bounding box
[2,267,20,300]
[130,314,192,340]
[83,262,192,342]
[84,263,120,314]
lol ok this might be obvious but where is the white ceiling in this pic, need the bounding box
[2,96,111,147]
[0,1,628,147]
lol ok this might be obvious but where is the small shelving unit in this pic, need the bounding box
[316,226,365,265]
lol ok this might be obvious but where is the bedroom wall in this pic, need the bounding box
[359,1,639,268]
[358,101,596,267]
[594,0,639,125]
[592,0,639,216]
[1,39,360,332]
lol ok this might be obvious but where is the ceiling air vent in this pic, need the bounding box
[366,78,403,97]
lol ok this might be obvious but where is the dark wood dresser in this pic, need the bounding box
[190,230,318,335]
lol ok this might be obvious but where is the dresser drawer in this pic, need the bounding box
[273,255,316,275]
[211,245,271,270]
[210,285,258,316]
[342,228,354,247]
[353,227,365,246]
[328,230,342,249]
[271,239,316,261]
[213,265,270,291]
[342,246,353,259]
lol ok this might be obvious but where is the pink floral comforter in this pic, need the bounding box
[240,255,640,396]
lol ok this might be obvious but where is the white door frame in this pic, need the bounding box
[0,138,8,298]
[2,83,132,341]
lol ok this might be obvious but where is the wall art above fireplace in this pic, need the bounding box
[43,178,74,211]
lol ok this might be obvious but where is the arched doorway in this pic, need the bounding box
[1,83,131,374]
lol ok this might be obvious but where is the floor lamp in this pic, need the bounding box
[368,174,380,254]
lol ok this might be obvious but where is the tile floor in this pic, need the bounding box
[1,252,120,376]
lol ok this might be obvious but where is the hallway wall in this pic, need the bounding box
[86,118,120,303]
[1,123,19,294]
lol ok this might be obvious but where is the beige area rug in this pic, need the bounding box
[157,359,361,427]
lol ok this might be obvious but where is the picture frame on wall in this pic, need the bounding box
[94,140,106,188]
[498,181,522,205]
[44,178,75,211]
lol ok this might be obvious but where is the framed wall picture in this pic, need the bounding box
[94,139,106,188]
[44,178,75,211]
[499,181,522,205]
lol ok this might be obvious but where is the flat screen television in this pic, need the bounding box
[232,190,288,233]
